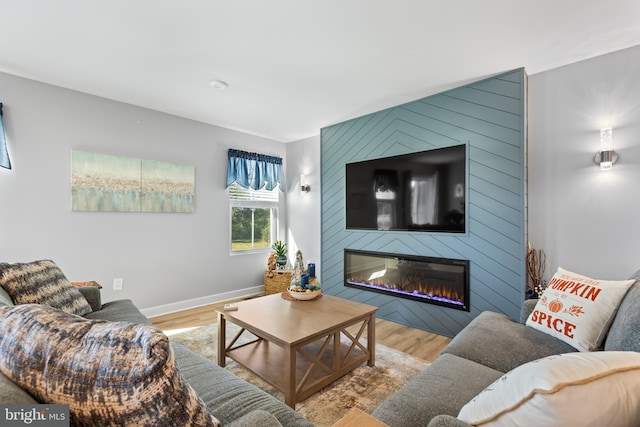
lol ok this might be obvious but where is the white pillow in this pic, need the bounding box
[525,267,634,351]
[458,351,640,427]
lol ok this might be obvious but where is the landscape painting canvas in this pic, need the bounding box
[71,150,195,213]
[71,151,141,212]
[141,159,195,213]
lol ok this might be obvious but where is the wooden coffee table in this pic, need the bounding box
[216,293,377,408]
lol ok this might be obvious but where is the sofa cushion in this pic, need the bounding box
[371,353,503,427]
[443,311,576,373]
[458,351,640,427]
[226,410,284,427]
[519,298,537,323]
[0,260,92,316]
[605,279,640,352]
[0,304,220,427]
[84,298,153,325]
[427,415,473,427]
[0,372,38,404]
[171,342,314,427]
[525,267,634,351]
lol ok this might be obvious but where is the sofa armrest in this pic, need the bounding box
[520,299,538,323]
[427,415,473,427]
[77,286,102,312]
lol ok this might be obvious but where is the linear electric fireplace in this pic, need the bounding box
[344,249,470,311]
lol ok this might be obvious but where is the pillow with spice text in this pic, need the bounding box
[526,267,634,352]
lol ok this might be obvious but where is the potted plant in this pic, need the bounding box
[272,240,288,269]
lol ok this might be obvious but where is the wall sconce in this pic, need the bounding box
[594,127,618,170]
[300,174,310,193]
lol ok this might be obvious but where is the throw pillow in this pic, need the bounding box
[458,351,640,427]
[604,282,640,352]
[525,267,634,351]
[0,304,220,427]
[0,260,92,316]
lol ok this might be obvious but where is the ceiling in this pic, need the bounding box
[1,1,640,142]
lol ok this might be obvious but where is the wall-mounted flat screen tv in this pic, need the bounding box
[345,144,466,233]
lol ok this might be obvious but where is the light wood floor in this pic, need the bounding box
[150,295,451,362]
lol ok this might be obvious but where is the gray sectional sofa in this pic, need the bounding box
[2,260,638,427]
[372,270,640,427]
[0,285,313,427]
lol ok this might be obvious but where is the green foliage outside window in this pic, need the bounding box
[231,207,271,250]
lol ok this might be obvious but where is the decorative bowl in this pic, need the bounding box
[287,287,322,300]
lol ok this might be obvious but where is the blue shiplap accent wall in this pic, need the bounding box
[320,69,526,337]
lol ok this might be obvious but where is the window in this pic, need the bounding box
[229,182,280,253]
[226,149,285,254]
[0,102,11,170]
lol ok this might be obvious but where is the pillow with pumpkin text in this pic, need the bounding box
[526,267,634,351]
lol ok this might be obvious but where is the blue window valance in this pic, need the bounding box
[0,103,11,170]
[226,149,285,192]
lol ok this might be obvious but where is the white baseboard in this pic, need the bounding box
[140,285,264,319]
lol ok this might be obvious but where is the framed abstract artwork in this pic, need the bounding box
[71,150,194,213]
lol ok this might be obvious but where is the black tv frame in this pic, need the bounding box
[345,143,467,234]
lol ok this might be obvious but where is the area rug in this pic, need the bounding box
[168,323,429,427]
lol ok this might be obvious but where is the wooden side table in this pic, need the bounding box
[332,408,389,427]
[263,269,292,295]
[71,281,103,289]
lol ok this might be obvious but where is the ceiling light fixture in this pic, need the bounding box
[209,80,229,90]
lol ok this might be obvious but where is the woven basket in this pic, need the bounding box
[264,269,292,295]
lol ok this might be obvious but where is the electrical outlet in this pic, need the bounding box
[113,278,123,291]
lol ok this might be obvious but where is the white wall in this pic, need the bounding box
[285,135,321,274]
[4,42,638,317]
[0,72,287,315]
[529,45,640,281]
